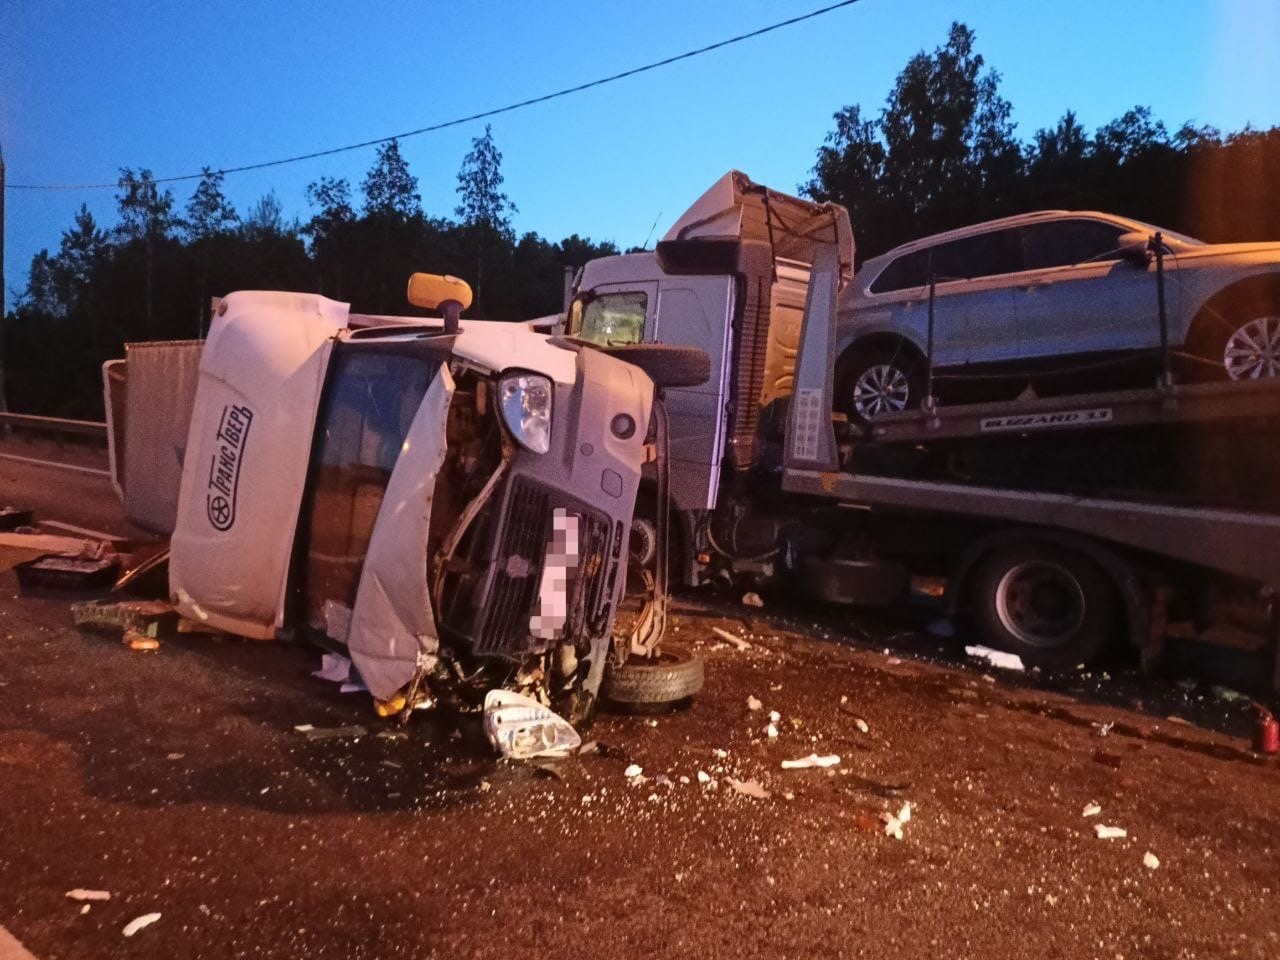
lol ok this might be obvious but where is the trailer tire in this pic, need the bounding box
[970,543,1115,670]
[601,344,711,389]
[602,644,704,711]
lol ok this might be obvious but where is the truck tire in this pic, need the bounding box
[601,344,711,389]
[969,543,1115,670]
[601,645,704,711]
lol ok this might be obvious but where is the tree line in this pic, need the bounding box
[5,125,617,417]
[7,22,1280,417]
[804,22,1280,262]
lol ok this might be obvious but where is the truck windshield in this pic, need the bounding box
[568,291,647,346]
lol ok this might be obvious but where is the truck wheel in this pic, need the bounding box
[601,644,704,712]
[839,344,923,425]
[601,344,711,389]
[969,543,1115,670]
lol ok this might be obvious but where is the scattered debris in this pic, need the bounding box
[1165,715,1192,726]
[122,913,161,937]
[65,889,110,902]
[1143,851,1161,869]
[312,653,352,684]
[712,748,729,759]
[765,723,779,739]
[1082,802,1102,818]
[854,717,870,734]
[780,753,840,770]
[696,770,712,784]
[1095,721,1115,737]
[296,724,367,741]
[1094,824,1127,840]
[1044,893,1059,907]
[881,801,912,840]
[741,591,764,608]
[725,777,770,799]
[483,690,580,759]
[71,599,175,638]
[746,695,763,711]
[964,645,1025,671]
[624,764,643,779]
[1210,685,1245,702]
[768,710,781,723]
[125,631,160,652]
[711,627,751,651]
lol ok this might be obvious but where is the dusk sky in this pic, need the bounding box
[3,0,1279,303]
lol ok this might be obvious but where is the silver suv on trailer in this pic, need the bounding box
[834,210,1280,421]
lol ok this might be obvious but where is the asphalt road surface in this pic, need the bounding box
[0,455,1277,959]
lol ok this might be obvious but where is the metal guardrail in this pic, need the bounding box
[0,411,108,443]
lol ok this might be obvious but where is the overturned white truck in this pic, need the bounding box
[108,275,709,725]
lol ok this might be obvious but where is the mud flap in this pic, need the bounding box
[346,365,455,700]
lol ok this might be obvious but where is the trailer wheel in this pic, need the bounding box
[601,343,711,389]
[601,644,704,712]
[970,543,1115,669]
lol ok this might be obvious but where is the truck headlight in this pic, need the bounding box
[499,373,552,454]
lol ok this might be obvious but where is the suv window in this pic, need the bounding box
[1019,219,1126,270]
[869,250,930,294]
[569,291,647,345]
[869,228,1023,294]
[929,229,1023,282]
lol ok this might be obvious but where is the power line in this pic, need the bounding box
[5,0,863,192]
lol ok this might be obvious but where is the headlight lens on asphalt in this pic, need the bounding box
[498,373,552,454]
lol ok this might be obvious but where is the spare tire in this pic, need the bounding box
[602,343,711,389]
[602,644,704,711]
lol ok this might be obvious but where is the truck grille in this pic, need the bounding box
[475,477,614,659]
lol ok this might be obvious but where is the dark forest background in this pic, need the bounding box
[6,22,1279,418]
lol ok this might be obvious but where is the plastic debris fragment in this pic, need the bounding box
[624,764,644,778]
[747,695,763,711]
[741,591,764,608]
[725,777,770,799]
[1082,802,1102,818]
[854,718,870,734]
[881,801,912,840]
[1094,824,1127,840]
[780,753,840,770]
[964,645,1025,671]
[711,627,751,651]
[122,913,161,937]
[1143,851,1160,869]
[65,889,110,902]
[765,723,779,739]
[482,689,580,759]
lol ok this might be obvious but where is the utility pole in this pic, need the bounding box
[0,141,8,411]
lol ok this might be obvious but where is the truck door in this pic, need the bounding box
[650,275,735,511]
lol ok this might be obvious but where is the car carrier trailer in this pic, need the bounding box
[568,172,1280,686]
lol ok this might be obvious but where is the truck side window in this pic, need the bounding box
[570,291,647,345]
